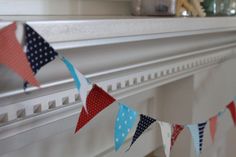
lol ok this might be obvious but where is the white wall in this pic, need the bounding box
[193,56,236,157]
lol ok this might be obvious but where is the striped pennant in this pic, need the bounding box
[188,122,207,157]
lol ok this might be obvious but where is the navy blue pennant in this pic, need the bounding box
[24,24,58,88]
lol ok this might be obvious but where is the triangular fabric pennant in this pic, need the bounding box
[114,104,138,151]
[128,114,156,150]
[171,124,184,149]
[24,24,58,88]
[188,122,207,157]
[209,115,218,143]
[75,84,116,133]
[159,121,172,157]
[62,57,90,112]
[0,22,39,87]
[227,101,236,126]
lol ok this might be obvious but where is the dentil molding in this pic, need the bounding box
[0,17,236,155]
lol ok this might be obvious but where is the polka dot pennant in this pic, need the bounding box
[159,121,172,157]
[187,122,207,157]
[114,104,137,151]
[75,84,116,133]
[128,114,156,150]
[171,124,184,149]
[24,24,58,88]
[0,22,39,87]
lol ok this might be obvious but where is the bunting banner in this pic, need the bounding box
[171,124,184,149]
[114,104,137,151]
[61,57,90,112]
[128,114,156,150]
[188,122,207,157]
[24,24,58,88]
[209,115,218,143]
[75,84,116,133]
[159,121,172,157]
[227,101,236,126]
[1,22,236,157]
[0,22,39,87]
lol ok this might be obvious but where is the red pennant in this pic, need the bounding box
[227,101,236,126]
[209,115,218,143]
[75,84,116,133]
[171,124,184,149]
[0,22,39,87]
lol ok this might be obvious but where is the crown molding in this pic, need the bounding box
[0,44,233,155]
[1,17,236,49]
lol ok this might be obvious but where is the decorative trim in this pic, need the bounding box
[0,48,232,139]
[0,18,235,156]
[2,17,236,49]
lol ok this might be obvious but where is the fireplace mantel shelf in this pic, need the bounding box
[1,16,236,49]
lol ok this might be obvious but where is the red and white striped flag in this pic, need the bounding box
[0,22,39,87]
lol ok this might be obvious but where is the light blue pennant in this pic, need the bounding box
[188,122,207,157]
[114,104,137,151]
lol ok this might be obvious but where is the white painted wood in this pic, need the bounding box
[2,17,236,48]
[1,16,236,157]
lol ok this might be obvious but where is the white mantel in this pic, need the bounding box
[0,17,236,157]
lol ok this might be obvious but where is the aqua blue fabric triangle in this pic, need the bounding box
[188,122,207,157]
[114,104,137,151]
[62,57,91,112]
[62,58,81,90]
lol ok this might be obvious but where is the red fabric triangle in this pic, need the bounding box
[227,101,236,126]
[171,124,184,149]
[209,115,218,143]
[0,22,39,87]
[75,84,116,133]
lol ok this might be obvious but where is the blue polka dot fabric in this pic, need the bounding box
[114,104,137,151]
[24,24,58,88]
[128,114,156,150]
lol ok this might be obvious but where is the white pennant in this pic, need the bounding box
[159,121,172,157]
[74,67,90,112]
[62,57,90,112]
